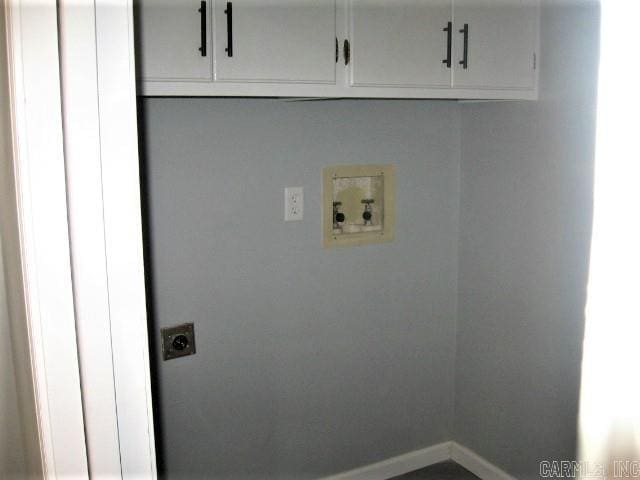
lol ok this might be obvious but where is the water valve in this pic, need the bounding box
[333,201,345,227]
[361,199,374,225]
[322,164,395,248]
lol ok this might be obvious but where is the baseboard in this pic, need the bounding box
[321,441,517,480]
[450,442,516,480]
[321,442,451,480]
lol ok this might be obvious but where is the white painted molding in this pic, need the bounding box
[58,1,122,476]
[3,0,88,476]
[141,80,538,100]
[320,441,517,480]
[94,1,158,476]
[59,0,157,477]
[451,442,516,480]
[321,442,451,480]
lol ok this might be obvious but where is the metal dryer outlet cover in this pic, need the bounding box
[161,323,196,361]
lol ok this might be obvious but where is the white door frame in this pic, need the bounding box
[58,0,157,477]
[3,0,88,476]
[5,0,156,477]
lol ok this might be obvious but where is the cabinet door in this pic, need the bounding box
[349,0,452,88]
[214,0,336,83]
[136,0,213,81]
[452,0,537,89]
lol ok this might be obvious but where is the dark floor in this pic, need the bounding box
[390,460,480,479]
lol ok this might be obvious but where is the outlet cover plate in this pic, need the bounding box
[285,186,304,221]
[161,323,196,361]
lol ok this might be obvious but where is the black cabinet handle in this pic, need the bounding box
[442,21,452,68]
[198,1,206,56]
[459,23,469,69]
[224,2,233,57]
[344,39,350,66]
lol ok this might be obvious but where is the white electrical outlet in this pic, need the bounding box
[284,187,303,221]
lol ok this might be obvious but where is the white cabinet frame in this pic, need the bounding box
[141,0,539,99]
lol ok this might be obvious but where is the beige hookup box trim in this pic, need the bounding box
[322,164,395,248]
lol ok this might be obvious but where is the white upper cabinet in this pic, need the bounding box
[349,0,452,88]
[213,0,337,83]
[136,0,539,98]
[137,0,213,81]
[452,0,538,90]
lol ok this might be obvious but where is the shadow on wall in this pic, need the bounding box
[454,0,600,477]
[0,233,27,476]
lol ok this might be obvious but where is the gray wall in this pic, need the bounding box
[454,1,600,478]
[0,234,26,478]
[141,99,461,479]
[0,9,24,473]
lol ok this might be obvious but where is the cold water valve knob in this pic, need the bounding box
[361,199,374,225]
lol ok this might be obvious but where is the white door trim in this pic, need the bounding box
[3,0,88,476]
[58,1,123,476]
[58,0,157,477]
[94,1,157,475]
